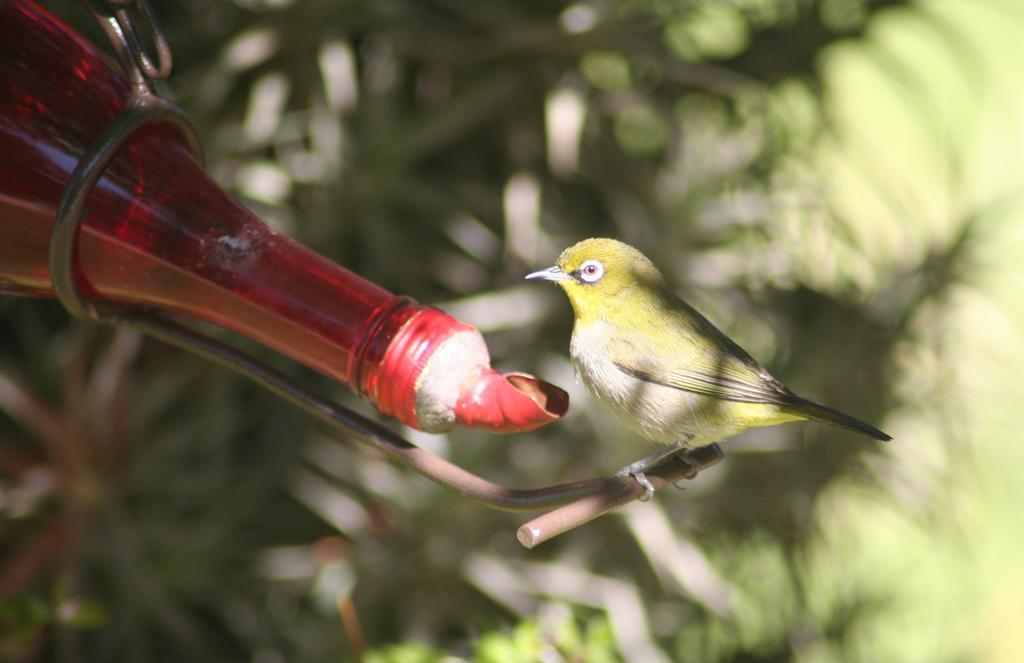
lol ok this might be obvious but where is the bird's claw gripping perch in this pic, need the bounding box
[616,464,656,501]
[616,438,695,501]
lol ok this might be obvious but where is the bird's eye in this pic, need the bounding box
[578,259,604,283]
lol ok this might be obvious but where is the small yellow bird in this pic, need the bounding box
[526,238,890,497]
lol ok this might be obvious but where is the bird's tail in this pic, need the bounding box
[781,395,891,441]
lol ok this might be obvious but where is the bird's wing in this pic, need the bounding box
[607,309,793,405]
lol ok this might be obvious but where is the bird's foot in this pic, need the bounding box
[671,443,725,488]
[616,440,696,500]
[672,450,700,490]
[615,461,656,501]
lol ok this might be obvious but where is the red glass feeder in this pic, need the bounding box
[0,0,567,434]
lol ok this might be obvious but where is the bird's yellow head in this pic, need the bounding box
[525,238,665,322]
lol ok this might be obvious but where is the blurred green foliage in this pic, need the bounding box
[3,0,1024,660]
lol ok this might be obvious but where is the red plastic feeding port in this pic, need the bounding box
[358,306,569,433]
[455,370,570,434]
[0,1,567,435]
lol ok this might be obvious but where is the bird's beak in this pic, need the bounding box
[525,266,572,282]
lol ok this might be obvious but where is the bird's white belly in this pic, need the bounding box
[570,322,742,446]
